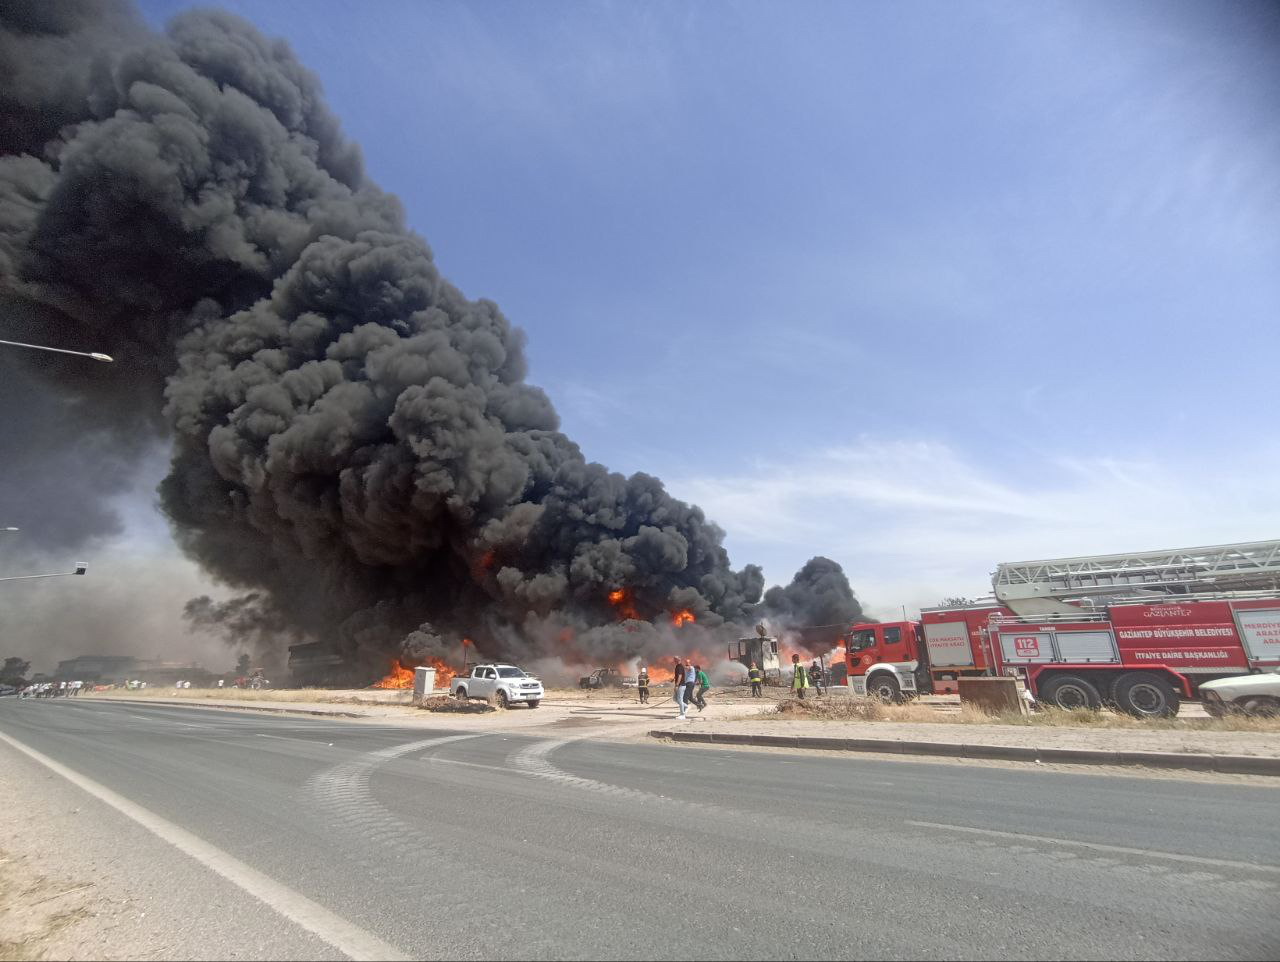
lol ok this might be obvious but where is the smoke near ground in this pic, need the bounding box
[0,1,864,679]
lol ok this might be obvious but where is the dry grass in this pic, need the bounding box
[89,686,412,706]
[1012,705,1280,732]
[768,697,994,724]
[760,696,1280,732]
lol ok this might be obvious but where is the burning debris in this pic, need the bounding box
[0,1,865,682]
[372,660,415,690]
[372,657,456,689]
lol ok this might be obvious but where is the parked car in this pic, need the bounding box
[579,668,624,689]
[1200,672,1280,717]
[450,664,543,708]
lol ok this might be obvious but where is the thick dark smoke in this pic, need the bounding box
[763,557,864,629]
[1,1,864,678]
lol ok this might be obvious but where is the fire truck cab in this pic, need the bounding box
[846,622,930,703]
[845,540,1280,718]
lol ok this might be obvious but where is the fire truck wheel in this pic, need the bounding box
[866,673,902,704]
[1112,673,1180,719]
[1040,674,1102,712]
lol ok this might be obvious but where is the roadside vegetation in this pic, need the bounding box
[763,696,1280,732]
[89,687,412,706]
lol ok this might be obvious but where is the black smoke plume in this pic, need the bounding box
[1,1,863,679]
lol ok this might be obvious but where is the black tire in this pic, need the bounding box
[496,690,509,709]
[526,700,540,709]
[1242,696,1280,718]
[1112,672,1180,719]
[866,673,902,704]
[1040,674,1102,712]
[454,687,468,701]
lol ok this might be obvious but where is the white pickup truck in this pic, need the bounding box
[449,664,544,708]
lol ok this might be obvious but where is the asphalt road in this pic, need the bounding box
[1,698,1277,960]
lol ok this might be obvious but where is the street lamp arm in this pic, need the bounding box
[0,338,113,362]
[0,563,88,582]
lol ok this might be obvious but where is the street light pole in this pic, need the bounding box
[0,338,113,363]
[0,563,88,582]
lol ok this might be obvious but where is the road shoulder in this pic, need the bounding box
[0,731,338,961]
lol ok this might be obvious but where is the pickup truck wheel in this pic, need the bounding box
[453,687,467,701]
[1040,674,1102,712]
[526,700,540,709]
[866,673,902,704]
[1113,673,1180,719]
[496,690,509,709]
[1242,696,1280,718]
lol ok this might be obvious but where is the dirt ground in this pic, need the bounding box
[83,684,1280,758]
[0,848,96,962]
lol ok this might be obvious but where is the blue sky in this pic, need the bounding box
[132,0,1280,616]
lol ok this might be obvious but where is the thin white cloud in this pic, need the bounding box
[672,437,1280,620]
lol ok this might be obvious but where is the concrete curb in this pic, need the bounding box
[85,697,365,719]
[648,730,1280,776]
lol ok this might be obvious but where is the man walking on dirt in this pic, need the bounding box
[809,660,825,696]
[694,665,710,711]
[748,662,763,697]
[683,661,697,712]
[637,666,650,704]
[673,659,688,719]
[791,654,810,700]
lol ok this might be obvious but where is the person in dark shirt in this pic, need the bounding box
[810,660,825,696]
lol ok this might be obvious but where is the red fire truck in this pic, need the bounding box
[844,540,1280,718]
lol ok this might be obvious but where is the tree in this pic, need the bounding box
[235,653,251,676]
[1,657,31,685]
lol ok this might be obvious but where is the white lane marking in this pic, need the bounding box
[906,820,1280,875]
[117,708,202,728]
[308,735,482,823]
[0,729,409,961]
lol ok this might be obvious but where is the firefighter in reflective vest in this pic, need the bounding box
[748,663,764,698]
[791,654,810,699]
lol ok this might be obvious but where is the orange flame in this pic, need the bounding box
[472,550,496,580]
[428,658,457,687]
[606,587,641,620]
[671,608,695,627]
[374,659,414,689]
[373,658,456,689]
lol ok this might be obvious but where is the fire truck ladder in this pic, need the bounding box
[992,539,1280,616]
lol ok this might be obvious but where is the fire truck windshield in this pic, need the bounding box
[847,629,876,652]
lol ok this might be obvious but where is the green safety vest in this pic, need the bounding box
[793,665,809,689]
[748,669,762,683]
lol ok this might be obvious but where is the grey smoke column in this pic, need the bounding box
[1,1,861,675]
